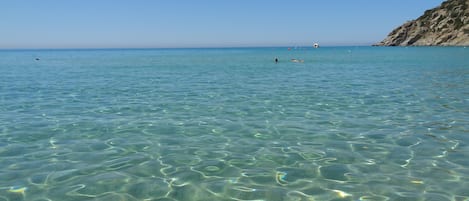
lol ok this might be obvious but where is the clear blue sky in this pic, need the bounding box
[0,0,445,49]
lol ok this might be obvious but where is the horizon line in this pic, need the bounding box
[0,44,379,51]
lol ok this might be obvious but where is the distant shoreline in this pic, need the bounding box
[0,45,467,51]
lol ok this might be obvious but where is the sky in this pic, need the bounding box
[0,0,445,49]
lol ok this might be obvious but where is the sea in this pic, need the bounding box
[0,47,468,201]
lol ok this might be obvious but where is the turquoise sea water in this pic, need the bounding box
[0,47,468,201]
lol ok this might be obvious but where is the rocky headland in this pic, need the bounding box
[375,0,469,46]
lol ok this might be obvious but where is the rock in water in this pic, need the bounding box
[374,0,469,46]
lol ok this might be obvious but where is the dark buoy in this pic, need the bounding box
[35,58,40,61]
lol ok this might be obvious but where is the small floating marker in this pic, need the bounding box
[8,186,27,194]
[275,171,288,185]
[35,58,40,61]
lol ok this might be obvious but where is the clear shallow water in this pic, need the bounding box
[0,47,468,201]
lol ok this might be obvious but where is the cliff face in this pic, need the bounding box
[375,0,469,46]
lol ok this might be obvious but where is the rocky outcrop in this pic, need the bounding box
[375,0,469,46]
